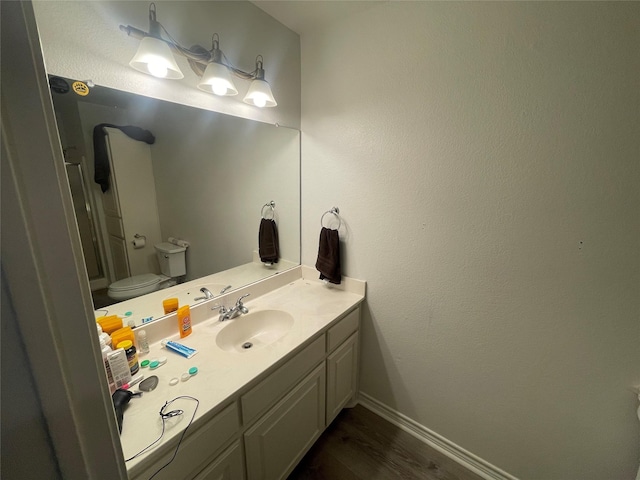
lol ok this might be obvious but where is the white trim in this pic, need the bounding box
[358,392,518,480]
[1,2,125,478]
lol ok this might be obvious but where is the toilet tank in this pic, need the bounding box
[154,242,187,277]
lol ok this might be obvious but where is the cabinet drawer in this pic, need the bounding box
[244,364,326,480]
[241,334,325,426]
[133,402,240,480]
[327,307,359,352]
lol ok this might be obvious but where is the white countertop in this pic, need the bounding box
[119,266,365,477]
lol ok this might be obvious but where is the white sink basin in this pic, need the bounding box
[163,283,230,307]
[216,310,294,353]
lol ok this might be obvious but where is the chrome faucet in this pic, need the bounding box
[194,285,232,302]
[218,293,250,321]
[198,287,215,300]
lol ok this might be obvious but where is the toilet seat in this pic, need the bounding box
[108,273,161,300]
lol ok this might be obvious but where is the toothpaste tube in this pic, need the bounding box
[161,339,198,359]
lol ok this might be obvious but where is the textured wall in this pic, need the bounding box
[33,1,301,128]
[300,2,639,479]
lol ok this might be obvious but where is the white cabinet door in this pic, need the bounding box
[193,441,244,480]
[244,364,326,480]
[108,234,129,281]
[104,128,163,276]
[326,332,359,425]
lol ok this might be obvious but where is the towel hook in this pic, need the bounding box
[320,207,341,230]
[261,201,276,219]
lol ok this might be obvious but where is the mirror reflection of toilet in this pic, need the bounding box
[107,243,186,301]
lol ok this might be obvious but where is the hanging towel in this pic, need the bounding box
[259,218,280,264]
[315,227,341,284]
[93,124,155,193]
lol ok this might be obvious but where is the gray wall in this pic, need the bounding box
[300,2,640,479]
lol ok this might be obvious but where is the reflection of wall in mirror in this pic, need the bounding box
[35,0,302,313]
[148,102,300,280]
[57,91,300,293]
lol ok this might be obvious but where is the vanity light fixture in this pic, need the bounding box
[128,3,184,79]
[243,56,277,107]
[197,34,238,96]
[120,3,277,107]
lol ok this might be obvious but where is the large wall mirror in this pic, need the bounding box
[50,77,300,325]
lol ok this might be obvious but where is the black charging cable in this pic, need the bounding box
[124,395,199,479]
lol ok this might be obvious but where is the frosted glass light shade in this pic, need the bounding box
[243,79,277,107]
[197,62,238,96]
[129,36,184,79]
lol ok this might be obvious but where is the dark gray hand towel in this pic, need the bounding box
[259,218,280,264]
[315,227,341,284]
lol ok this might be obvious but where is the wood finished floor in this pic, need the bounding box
[287,404,484,480]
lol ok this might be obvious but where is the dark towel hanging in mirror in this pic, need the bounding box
[259,218,279,264]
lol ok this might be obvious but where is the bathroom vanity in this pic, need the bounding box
[120,266,365,480]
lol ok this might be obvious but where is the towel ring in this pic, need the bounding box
[261,201,276,219]
[320,207,341,230]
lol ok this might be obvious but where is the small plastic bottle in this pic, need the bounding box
[117,340,139,376]
[97,323,112,349]
[136,329,150,355]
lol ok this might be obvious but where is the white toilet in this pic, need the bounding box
[107,242,187,301]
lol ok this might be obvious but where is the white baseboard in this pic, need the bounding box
[357,392,518,480]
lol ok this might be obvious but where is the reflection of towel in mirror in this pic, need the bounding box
[93,124,155,193]
[315,227,341,284]
[259,218,280,264]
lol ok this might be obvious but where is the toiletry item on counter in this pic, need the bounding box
[112,388,141,434]
[149,357,167,370]
[136,329,150,354]
[138,375,158,392]
[100,336,116,393]
[97,315,123,335]
[97,323,112,348]
[111,326,135,350]
[177,305,192,338]
[107,348,132,389]
[161,339,198,359]
[163,298,179,315]
[117,340,139,376]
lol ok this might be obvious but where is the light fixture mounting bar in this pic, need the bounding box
[119,24,264,80]
[120,2,277,107]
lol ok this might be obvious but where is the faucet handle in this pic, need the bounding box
[235,293,250,307]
